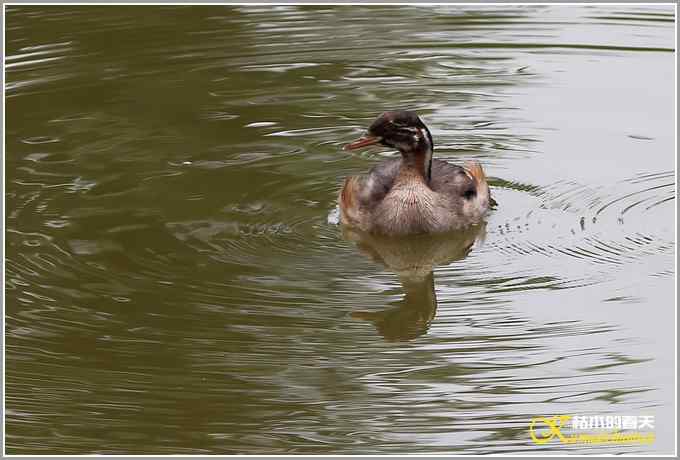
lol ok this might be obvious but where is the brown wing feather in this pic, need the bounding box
[429,159,476,196]
[339,158,400,227]
[339,176,361,224]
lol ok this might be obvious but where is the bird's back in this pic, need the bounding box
[339,158,489,235]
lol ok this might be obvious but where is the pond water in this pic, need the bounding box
[4,4,676,455]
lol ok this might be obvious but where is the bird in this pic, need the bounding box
[339,110,492,236]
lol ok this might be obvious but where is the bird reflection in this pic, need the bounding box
[343,224,486,341]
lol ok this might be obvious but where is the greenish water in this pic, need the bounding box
[4,5,675,455]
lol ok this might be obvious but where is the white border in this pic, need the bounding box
[1,2,677,458]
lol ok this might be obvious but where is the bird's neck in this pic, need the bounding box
[398,145,433,184]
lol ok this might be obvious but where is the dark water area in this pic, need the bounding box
[4,5,676,454]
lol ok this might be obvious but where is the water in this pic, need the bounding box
[4,5,675,455]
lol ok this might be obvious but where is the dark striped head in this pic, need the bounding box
[345,110,434,180]
[368,111,433,154]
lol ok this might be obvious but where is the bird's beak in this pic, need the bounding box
[343,135,382,151]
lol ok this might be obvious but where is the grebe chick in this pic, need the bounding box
[339,110,491,236]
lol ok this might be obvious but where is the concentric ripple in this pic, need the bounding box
[479,170,674,291]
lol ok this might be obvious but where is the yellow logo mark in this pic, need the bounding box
[529,415,573,444]
[529,415,655,446]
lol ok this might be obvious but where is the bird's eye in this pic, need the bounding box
[463,189,476,200]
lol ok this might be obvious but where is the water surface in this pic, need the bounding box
[5,5,676,454]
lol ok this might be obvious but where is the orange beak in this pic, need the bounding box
[343,135,383,151]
